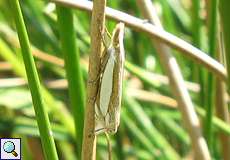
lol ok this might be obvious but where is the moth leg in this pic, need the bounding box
[87,50,108,86]
[100,27,111,50]
[105,27,112,39]
[87,66,103,86]
[100,32,107,49]
[105,132,112,160]
[100,50,110,74]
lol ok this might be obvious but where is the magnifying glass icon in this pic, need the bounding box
[3,141,18,157]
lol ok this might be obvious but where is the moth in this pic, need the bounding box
[95,23,125,135]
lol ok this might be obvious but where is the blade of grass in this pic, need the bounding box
[219,0,230,96]
[9,0,58,159]
[165,0,191,31]
[157,115,190,146]
[157,0,177,33]
[125,61,200,92]
[21,0,61,54]
[12,117,71,141]
[56,6,85,158]
[57,141,76,160]
[124,96,180,159]
[203,0,218,150]
[191,0,202,81]
[133,89,230,136]
[191,0,207,125]
[121,111,159,158]
[0,38,75,138]
[21,136,33,160]
[136,0,210,158]
[219,1,230,159]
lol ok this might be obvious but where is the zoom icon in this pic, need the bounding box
[1,138,21,160]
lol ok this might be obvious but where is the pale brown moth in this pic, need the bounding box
[95,23,125,135]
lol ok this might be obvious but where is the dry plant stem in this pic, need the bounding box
[130,89,230,136]
[128,88,177,108]
[219,1,230,159]
[136,0,210,159]
[0,62,11,71]
[50,0,227,81]
[1,78,68,89]
[216,79,230,160]
[215,31,230,160]
[82,0,106,159]
[0,22,202,93]
[0,78,27,88]
[0,24,64,67]
[125,56,201,93]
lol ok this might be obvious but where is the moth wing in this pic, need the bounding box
[99,53,115,117]
[95,103,106,135]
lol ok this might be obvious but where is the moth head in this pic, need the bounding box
[112,23,125,49]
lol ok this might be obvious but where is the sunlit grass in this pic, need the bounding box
[0,0,229,159]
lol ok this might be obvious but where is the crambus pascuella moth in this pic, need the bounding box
[95,23,125,135]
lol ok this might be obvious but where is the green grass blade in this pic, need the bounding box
[204,0,218,149]
[57,6,85,157]
[9,0,58,159]
[219,0,230,95]
[121,111,158,157]
[124,97,180,159]
[0,37,75,138]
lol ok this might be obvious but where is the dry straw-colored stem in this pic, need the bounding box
[136,0,210,159]
[0,62,11,71]
[216,78,230,160]
[215,28,230,160]
[128,88,178,108]
[81,0,106,159]
[50,0,227,81]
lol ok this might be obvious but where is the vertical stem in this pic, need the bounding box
[191,0,205,108]
[136,0,211,159]
[82,0,106,159]
[204,0,218,149]
[9,0,58,160]
[192,0,201,48]
[56,6,85,158]
[219,1,230,159]
[215,76,230,160]
[219,0,230,94]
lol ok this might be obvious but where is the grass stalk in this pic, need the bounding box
[219,0,230,95]
[191,0,206,108]
[56,6,85,157]
[9,0,58,159]
[124,97,180,159]
[136,0,210,159]
[204,0,218,149]
[0,38,75,138]
[191,0,201,82]
[81,0,106,159]
[128,88,230,135]
[51,0,227,81]
[215,78,230,159]
[218,1,230,159]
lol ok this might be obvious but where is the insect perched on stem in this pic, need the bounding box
[95,22,125,135]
